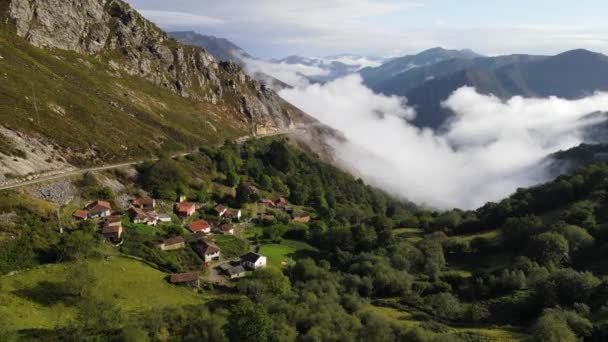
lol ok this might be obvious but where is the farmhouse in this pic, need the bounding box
[131,198,155,210]
[193,240,221,263]
[187,219,212,234]
[227,265,246,279]
[87,200,112,218]
[72,209,89,221]
[159,236,186,251]
[169,272,200,288]
[219,224,234,235]
[218,263,246,279]
[175,202,196,217]
[240,252,267,270]
[214,204,227,217]
[128,207,159,226]
[224,209,242,221]
[100,216,123,242]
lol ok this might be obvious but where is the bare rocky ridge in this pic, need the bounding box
[6,0,315,132]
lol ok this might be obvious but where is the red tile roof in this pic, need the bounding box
[102,221,122,234]
[72,210,89,219]
[176,202,195,213]
[89,200,111,210]
[132,198,154,207]
[103,215,122,223]
[187,219,211,233]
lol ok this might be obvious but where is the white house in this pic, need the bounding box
[193,240,221,263]
[240,252,267,270]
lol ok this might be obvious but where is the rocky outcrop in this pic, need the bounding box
[6,0,313,132]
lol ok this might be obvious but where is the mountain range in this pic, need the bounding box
[360,47,483,89]
[362,49,608,128]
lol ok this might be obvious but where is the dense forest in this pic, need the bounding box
[1,137,608,341]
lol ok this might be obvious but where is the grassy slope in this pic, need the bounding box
[259,239,317,269]
[0,28,245,166]
[364,304,529,341]
[0,257,205,330]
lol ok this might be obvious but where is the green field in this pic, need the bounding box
[259,240,317,268]
[450,229,500,243]
[0,257,205,330]
[364,304,529,341]
[214,234,251,258]
[393,227,424,243]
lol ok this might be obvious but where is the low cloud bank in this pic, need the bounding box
[242,57,329,87]
[279,75,608,209]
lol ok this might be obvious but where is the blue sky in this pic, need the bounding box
[126,0,608,58]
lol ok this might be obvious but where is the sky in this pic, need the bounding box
[126,0,608,58]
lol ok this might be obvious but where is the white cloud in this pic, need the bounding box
[139,10,225,27]
[321,55,385,69]
[129,1,608,57]
[241,57,329,87]
[279,75,608,209]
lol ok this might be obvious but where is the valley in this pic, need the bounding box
[1,0,608,341]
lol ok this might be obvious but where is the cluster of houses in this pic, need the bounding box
[168,252,268,286]
[73,200,124,243]
[72,192,290,287]
[128,198,171,226]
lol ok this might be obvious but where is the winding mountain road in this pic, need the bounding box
[0,130,294,191]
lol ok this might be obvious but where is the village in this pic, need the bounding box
[71,182,312,288]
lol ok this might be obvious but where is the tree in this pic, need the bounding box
[265,224,288,243]
[0,237,38,274]
[62,262,96,299]
[561,201,597,232]
[534,268,600,307]
[137,159,190,200]
[555,224,594,253]
[225,171,240,187]
[265,141,293,173]
[236,182,260,204]
[238,268,291,303]
[526,232,569,266]
[500,215,543,246]
[73,298,124,337]
[534,309,577,342]
[226,300,273,342]
[56,230,97,261]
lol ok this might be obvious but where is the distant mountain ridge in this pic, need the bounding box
[403,49,608,128]
[169,31,252,63]
[360,47,484,89]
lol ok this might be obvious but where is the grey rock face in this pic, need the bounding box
[6,0,312,132]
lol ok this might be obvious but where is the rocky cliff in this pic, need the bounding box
[5,0,312,132]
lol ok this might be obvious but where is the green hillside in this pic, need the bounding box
[0,257,206,331]
[0,28,243,166]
